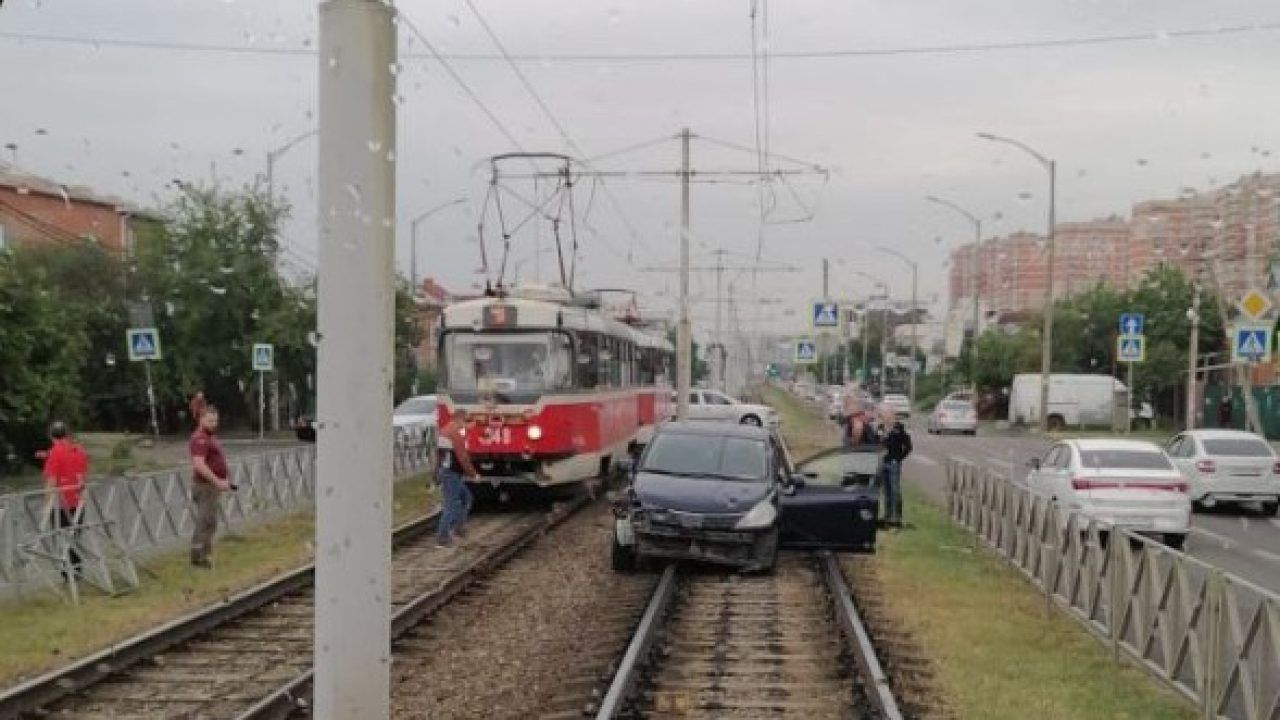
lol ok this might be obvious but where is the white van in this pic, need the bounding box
[1008,373,1126,430]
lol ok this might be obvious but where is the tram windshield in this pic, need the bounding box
[444,332,574,396]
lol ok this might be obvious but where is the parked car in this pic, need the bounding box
[1022,439,1190,548]
[1164,429,1280,515]
[393,394,438,445]
[882,393,911,419]
[1008,373,1125,430]
[676,389,779,428]
[928,400,977,435]
[611,423,878,573]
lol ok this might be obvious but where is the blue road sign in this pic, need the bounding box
[1231,325,1272,363]
[1117,334,1145,363]
[1119,313,1144,336]
[812,302,839,328]
[126,328,161,362]
[795,339,818,364]
[253,343,274,372]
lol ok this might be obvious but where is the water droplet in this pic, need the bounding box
[1136,158,1149,166]
[209,285,228,295]
[327,55,339,69]
[345,183,362,202]
[447,13,461,27]
[385,150,396,163]
[388,62,401,77]
[16,186,30,195]
[367,139,383,153]
[232,147,244,156]
[307,330,321,347]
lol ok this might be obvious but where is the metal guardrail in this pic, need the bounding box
[947,458,1280,720]
[0,434,435,593]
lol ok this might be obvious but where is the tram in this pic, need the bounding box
[436,284,674,492]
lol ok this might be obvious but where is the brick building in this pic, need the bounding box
[0,167,155,256]
[948,171,1280,316]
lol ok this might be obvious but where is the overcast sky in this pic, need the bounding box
[4,0,1280,337]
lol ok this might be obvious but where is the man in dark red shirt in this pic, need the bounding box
[42,421,87,575]
[189,405,232,568]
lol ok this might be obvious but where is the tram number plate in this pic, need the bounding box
[475,426,513,446]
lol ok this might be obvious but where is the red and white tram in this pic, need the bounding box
[437,284,673,491]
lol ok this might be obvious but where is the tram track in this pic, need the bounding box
[0,496,586,719]
[596,553,903,720]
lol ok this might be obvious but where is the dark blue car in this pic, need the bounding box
[612,422,879,573]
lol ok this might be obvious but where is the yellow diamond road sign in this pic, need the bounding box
[1238,289,1272,320]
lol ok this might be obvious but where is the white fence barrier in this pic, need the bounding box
[947,458,1280,720]
[1,434,434,594]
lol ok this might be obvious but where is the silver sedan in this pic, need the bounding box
[927,400,978,435]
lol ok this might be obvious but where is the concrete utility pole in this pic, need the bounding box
[314,2,396,717]
[822,258,831,386]
[713,249,726,391]
[676,127,692,421]
[1186,285,1201,429]
[977,133,1055,431]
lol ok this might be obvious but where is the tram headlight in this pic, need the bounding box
[527,424,543,441]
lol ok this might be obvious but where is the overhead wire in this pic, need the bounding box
[4,21,1278,61]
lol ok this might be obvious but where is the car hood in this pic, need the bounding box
[633,472,771,514]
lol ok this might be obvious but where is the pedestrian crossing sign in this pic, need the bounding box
[1116,334,1145,363]
[253,343,274,372]
[812,301,839,328]
[126,328,161,362]
[795,339,818,364]
[1231,324,1272,363]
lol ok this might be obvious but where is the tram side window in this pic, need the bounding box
[576,333,599,389]
[638,348,655,386]
[550,333,574,389]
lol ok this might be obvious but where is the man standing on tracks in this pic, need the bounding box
[436,410,480,549]
[42,421,88,579]
[189,405,233,568]
[880,421,912,528]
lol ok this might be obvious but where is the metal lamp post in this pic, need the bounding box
[925,195,983,392]
[978,132,1056,432]
[876,246,918,412]
[266,128,318,201]
[408,197,467,292]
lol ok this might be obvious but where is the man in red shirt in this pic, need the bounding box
[42,421,88,575]
[189,405,232,568]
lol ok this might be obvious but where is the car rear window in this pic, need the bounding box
[1079,449,1172,470]
[942,402,972,411]
[642,434,768,481]
[1202,438,1273,457]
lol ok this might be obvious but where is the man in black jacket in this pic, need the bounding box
[880,421,912,526]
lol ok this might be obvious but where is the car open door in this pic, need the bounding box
[779,446,880,552]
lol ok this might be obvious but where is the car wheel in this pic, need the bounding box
[1261,501,1279,517]
[611,533,637,574]
[1163,533,1187,551]
[966,429,977,436]
[740,414,763,427]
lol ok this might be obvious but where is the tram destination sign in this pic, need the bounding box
[483,304,518,328]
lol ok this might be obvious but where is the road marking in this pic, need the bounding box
[912,454,939,468]
[1189,526,1235,547]
[1253,548,1280,565]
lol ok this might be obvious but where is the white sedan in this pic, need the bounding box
[677,390,779,428]
[1023,438,1191,549]
[1164,429,1280,515]
[393,394,438,446]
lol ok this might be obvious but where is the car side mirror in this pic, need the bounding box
[1025,457,1041,471]
[788,474,807,488]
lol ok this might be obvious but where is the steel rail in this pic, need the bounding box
[819,551,904,720]
[593,563,679,719]
[237,494,590,720]
[0,510,439,717]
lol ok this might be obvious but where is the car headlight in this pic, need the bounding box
[734,498,777,530]
[527,424,543,440]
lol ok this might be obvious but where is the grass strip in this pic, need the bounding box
[764,385,1194,719]
[0,477,435,686]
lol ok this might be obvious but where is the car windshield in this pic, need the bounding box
[394,397,436,416]
[1202,438,1273,457]
[1079,449,1173,470]
[443,332,573,394]
[641,433,768,481]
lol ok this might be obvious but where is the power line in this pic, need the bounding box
[3,21,1278,61]
[461,0,659,265]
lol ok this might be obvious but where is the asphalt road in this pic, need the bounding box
[903,426,1280,595]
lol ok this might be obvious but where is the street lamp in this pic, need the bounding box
[877,246,918,411]
[978,131,1057,432]
[925,194,983,391]
[266,129,318,201]
[409,197,468,292]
